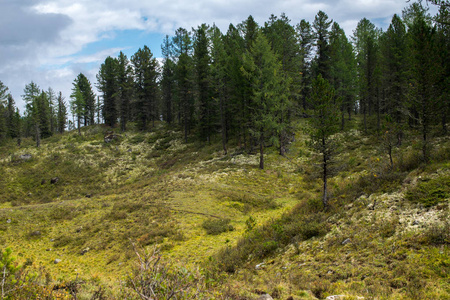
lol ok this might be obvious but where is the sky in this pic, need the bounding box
[0,0,437,114]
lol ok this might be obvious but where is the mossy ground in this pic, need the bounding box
[0,119,448,299]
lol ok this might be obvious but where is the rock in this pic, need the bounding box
[104,133,120,143]
[326,296,346,300]
[30,230,41,236]
[342,238,351,245]
[255,262,265,270]
[258,294,273,300]
[80,247,90,255]
[19,154,32,160]
[50,177,59,184]
[54,259,62,264]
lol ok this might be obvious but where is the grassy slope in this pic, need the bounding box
[0,120,449,299]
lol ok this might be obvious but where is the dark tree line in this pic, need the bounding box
[1,2,448,180]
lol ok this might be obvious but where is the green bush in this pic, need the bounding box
[202,218,234,235]
[406,176,450,207]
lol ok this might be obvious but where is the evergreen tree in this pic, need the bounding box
[313,11,333,79]
[306,75,341,207]
[352,18,379,132]
[0,81,9,141]
[70,83,84,135]
[194,23,215,142]
[210,25,229,154]
[57,92,67,134]
[74,73,96,126]
[296,19,314,111]
[35,91,52,139]
[45,88,57,134]
[224,24,246,147]
[22,82,42,146]
[97,57,118,127]
[380,14,408,143]
[406,3,441,162]
[161,35,176,124]
[131,46,159,130]
[435,5,450,133]
[329,22,357,129]
[116,51,134,131]
[263,13,299,155]
[6,94,18,138]
[172,28,194,142]
[241,32,290,169]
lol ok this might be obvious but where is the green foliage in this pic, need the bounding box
[202,218,234,235]
[406,176,450,207]
[122,245,205,299]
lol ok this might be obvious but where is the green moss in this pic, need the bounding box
[406,176,450,207]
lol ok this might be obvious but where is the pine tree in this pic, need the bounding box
[131,46,159,130]
[224,24,246,147]
[406,3,441,162]
[172,28,194,142]
[97,57,118,127]
[0,81,9,141]
[6,94,18,138]
[306,75,341,207]
[161,35,176,124]
[241,32,290,169]
[380,14,408,143]
[352,18,379,132]
[116,52,134,131]
[296,19,314,111]
[70,83,84,135]
[329,22,357,129]
[36,91,52,139]
[74,73,96,126]
[313,11,333,80]
[210,25,229,154]
[263,13,299,155]
[57,92,67,134]
[22,82,42,146]
[194,23,215,143]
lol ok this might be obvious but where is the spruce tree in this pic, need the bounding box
[131,46,159,130]
[194,23,215,143]
[57,92,67,134]
[161,35,176,124]
[307,75,341,207]
[22,82,42,146]
[70,83,85,135]
[241,32,290,169]
[116,52,134,131]
[313,11,333,79]
[97,57,118,127]
[172,28,194,142]
[296,19,314,111]
[210,25,229,154]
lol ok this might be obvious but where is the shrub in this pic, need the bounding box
[202,218,234,235]
[406,176,450,207]
[122,244,205,299]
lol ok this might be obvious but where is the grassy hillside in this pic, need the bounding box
[0,120,449,299]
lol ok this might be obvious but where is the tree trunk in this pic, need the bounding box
[322,138,328,208]
[259,133,264,169]
[35,123,40,148]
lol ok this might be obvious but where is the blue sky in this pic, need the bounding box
[0,0,438,114]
